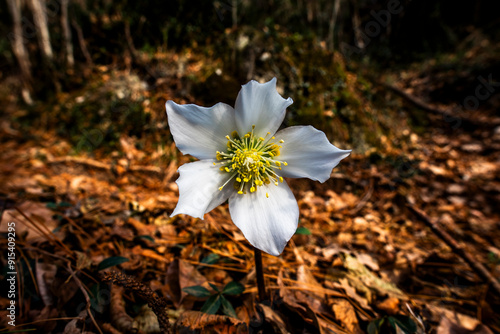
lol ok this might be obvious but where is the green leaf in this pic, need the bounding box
[388,316,417,334]
[97,256,129,271]
[222,281,244,296]
[182,286,211,298]
[46,201,72,210]
[367,322,377,334]
[46,202,58,209]
[487,252,500,264]
[220,295,238,318]
[135,235,155,242]
[367,318,385,334]
[200,294,221,314]
[89,283,105,313]
[208,282,220,292]
[295,227,311,235]
[201,253,220,265]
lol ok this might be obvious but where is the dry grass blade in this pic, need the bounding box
[67,263,103,334]
[14,206,73,256]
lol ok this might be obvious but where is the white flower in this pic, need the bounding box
[166,78,351,256]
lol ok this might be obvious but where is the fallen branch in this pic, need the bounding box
[48,156,164,178]
[385,84,452,115]
[128,165,164,178]
[49,156,110,171]
[408,205,500,296]
[385,84,500,128]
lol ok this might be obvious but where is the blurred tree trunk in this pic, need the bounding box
[6,0,33,104]
[351,0,366,49]
[316,0,324,40]
[306,0,314,23]
[124,20,137,58]
[71,18,93,66]
[327,0,342,51]
[61,0,74,68]
[231,0,237,74]
[296,0,306,27]
[473,0,482,24]
[27,0,53,61]
[232,0,237,29]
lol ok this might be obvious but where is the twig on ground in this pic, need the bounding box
[349,178,374,215]
[48,156,163,178]
[101,323,123,334]
[408,205,500,297]
[49,156,110,171]
[15,206,73,256]
[67,263,104,334]
[385,84,500,128]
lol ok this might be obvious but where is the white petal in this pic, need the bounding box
[276,126,351,182]
[172,160,234,219]
[228,181,299,256]
[234,78,293,137]
[166,101,236,160]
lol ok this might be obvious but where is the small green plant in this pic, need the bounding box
[183,281,245,318]
[295,226,311,235]
[97,256,130,271]
[487,252,500,265]
[367,315,417,334]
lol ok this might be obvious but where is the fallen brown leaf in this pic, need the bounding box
[436,317,494,334]
[174,310,248,333]
[331,299,363,334]
[375,297,400,315]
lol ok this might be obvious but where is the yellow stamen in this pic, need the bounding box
[216,129,288,195]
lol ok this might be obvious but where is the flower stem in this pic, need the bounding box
[254,247,268,302]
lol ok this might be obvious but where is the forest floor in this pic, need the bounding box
[1,54,499,334]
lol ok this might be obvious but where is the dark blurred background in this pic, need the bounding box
[1,0,499,153]
[1,3,500,332]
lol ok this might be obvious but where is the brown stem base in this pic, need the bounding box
[254,247,269,302]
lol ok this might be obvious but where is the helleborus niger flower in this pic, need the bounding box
[166,78,351,256]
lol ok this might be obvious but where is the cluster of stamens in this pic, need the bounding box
[214,125,287,197]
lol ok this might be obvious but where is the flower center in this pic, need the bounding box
[215,125,287,196]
